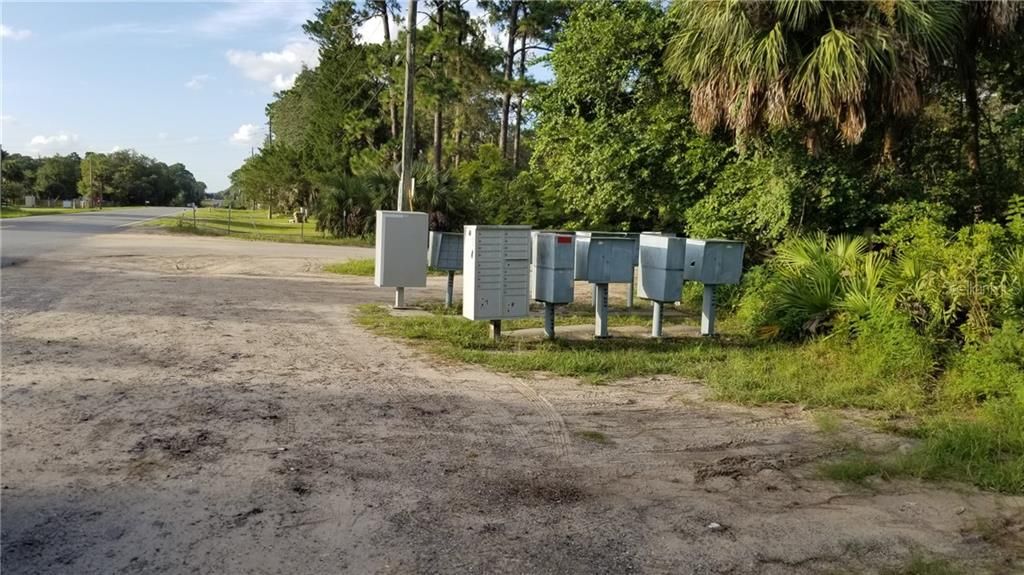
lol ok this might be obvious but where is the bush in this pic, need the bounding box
[940,321,1024,405]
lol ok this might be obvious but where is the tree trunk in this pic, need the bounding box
[512,34,527,169]
[432,1,444,174]
[881,123,897,165]
[378,0,399,142]
[498,0,520,158]
[453,20,466,169]
[961,41,981,174]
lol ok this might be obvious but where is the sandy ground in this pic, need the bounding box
[2,231,1023,574]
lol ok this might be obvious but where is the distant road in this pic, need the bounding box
[0,206,185,267]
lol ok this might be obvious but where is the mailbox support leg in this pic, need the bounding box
[595,283,609,338]
[592,284,597,309]
[394,287,405,309]
[489,320,502,341]
[543,302,556,339]
[652,301,664,338]
[701,284,716,336]
[626,282,634,310]
[444,271,455,307]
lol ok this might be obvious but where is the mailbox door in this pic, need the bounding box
[683,239,706,282]
[587,238,635,283]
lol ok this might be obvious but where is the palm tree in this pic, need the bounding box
[666,0,961,157]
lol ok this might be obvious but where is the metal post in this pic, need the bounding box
[701,284,716,336]
[398,0,417,212]
[626,280,634,309]
[490,319,502,341]
[543,302,556,339]
[652,301,664,338]
[395,286,405,309]
[592,284,597,308]
[595,283,609,338]
[192,206,197,228]
[227,204,231,235]
[445,270,455,307]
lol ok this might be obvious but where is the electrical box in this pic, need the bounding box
[637,234,687,302]
[531,232,575,304]
[428,231,464,271]
[463,225,531,320]
[574,234,636,284]
[683,239,745,285]
[375,210,428,288]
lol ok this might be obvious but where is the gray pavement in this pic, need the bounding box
[0,207,185,267]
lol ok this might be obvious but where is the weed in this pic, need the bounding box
[574,430,612,444]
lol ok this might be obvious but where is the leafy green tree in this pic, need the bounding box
[666,0,961,156]
[532,0,729,230]
[33,154,81,201]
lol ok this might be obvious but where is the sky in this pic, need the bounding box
[1,0,522,193]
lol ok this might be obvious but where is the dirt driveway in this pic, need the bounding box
[2,232,1022,574]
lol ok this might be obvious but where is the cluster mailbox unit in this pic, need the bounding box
[683,239,745,336]
[575,234,637,338]
[375,210,428,308]
[530,232,576,339]
[427,231,464,307]
[637,233,687,337]
[463,225,531,340]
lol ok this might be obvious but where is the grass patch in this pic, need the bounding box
[355,304,1024,494]
[142,208,373,247]
[323,258,449,277]
[574,430,612,444]
[1,206,107,218]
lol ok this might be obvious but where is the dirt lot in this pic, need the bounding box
[2,231,1023,574]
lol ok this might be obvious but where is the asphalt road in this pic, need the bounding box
[0,206,186,268]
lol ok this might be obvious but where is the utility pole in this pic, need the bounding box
[395,0,417,309]
[398,0,417,213]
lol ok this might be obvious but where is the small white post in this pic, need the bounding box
[445,270,455,307]
[594,283,609,338]
[395,286,405,309]
[701,284,716,336]
[652,301,664,338]
[543,302,556,339]
[490,319,501,341]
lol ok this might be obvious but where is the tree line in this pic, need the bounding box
[1,148,207,207]
[227,0,1022,249]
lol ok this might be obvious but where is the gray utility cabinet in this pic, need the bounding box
[531,232,575,304]
[683,239,745,285]
[428,231,464,271]
[637,234,687,302]
[574,234,637,284]
[374,210,428,288]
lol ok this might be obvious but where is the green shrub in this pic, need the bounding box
[940,321,1024,405]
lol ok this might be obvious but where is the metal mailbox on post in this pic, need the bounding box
[683,239,745,336]
[375,210,428,308]
[531,232,575,339]
[463,225,531,340]
[638,234,687,337]
[428,231,464,307]
[575,235,636,338]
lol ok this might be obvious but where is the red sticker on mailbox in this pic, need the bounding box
[557,236,572,244]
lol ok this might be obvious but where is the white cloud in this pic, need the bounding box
[1,25,32,41]
[157,132,169,140]
[184,136,200,144]
[185,74,211,90]
[226,41,319,91]
[110,145,123,153]
[28,132,79,152]
[195,1,317,36]
[0,114,14,125]
[230,123,261,145]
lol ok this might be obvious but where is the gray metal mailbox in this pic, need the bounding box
[427,231,464,308]
[638,234,686,302]
[683,239,745,285]
[684,238,745,337]
[531,232,575,304]
[428,231,464,271]
[574,235,636,284]
[531,232,575,339]
[638,233,686,337]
